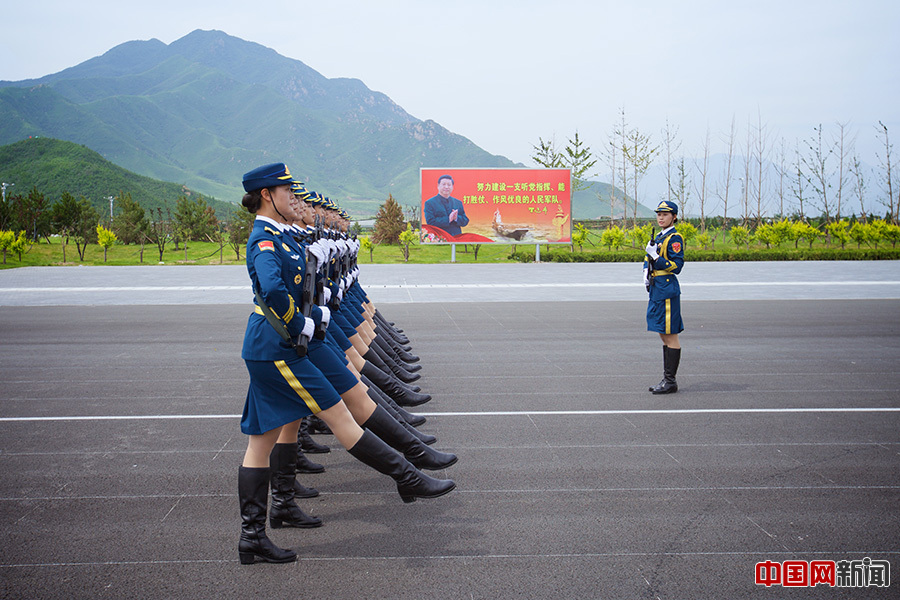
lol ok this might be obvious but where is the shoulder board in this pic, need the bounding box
[264,226,281,236]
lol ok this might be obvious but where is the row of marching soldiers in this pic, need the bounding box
[237,162,456,565]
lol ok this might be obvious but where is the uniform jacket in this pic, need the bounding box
[423,194,470,236]
[643,227,684,302]
[242,217,323,361]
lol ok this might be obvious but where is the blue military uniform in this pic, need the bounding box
[644,225,685,335]
[240,214,341,435]
[644,200,684,395]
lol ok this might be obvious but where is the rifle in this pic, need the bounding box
[645,227,656,292]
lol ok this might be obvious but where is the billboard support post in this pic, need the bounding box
[451,244,456,263]
[535,243,541,263]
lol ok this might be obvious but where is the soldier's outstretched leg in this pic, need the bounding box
[361,405,453,469]
[359,373,434,444]
[649,346,680,394]
[238,466,297,565]
[268,443,323,529]
[347,430,455,503]
[360,358,431,407]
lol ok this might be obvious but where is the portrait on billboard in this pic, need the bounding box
[420,168,572,244]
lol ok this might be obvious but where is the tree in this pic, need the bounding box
[174,194,217,244]
[794,221,822,248]
[803,124,835,223]
[372,194,405,245]
[833,121,853,221]
[882,222,900,247]
[146,206,172,262]
[671,157,691,218]
[850,154,868,223]
[561,131,597,198]
[51,191,82,263]
[227,206,255,260]
[622,126,659,229]
[676,221,698,246]
[360,236,375,262]
[825,220,851,249]
[729,225,750,249]
[10,186,52,242]
[531,137,563,168]
[0,230,15,263]
[753,223,779,249]
[662,118,681,204]
[790,144,808,222]
[600,225,625,250]
[695,127,713,232]
[96,224,117,262]
[398,223,417,262]
[876,121,898,224]
[572,223,590,252]
[750,110,770,226]
[72,197,100,261]
[716,116,738,236]
[848,221,872,249]
[113,192,149,245]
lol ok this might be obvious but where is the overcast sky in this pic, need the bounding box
[3,0,898,170]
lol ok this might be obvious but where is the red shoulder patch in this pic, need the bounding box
[257,240,275,252]
[671,241,682,254]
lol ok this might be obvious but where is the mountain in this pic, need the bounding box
[0,29,519,216]
[0,137,236,217]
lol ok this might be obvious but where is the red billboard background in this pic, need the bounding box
[420,168,572,244]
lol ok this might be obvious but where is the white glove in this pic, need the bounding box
[336,239,348,254]
[322,286,332,303]
[307,244,327,266]
[337,287,344,302]
[645,240,659,260]
[300,317,315,341]
[318,306,331,327]
[323,239,338,259]
[642,268,649,287]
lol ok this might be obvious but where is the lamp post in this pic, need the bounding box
[106,195,115,226]
[1,182,13,203]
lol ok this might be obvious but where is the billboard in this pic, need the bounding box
[420,168,572,244]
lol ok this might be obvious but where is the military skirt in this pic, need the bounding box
[241,356,342,435]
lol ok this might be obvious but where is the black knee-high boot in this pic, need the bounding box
[362,405,454,469]
[649,346,680,394]
[360,373,434,444]
[238,466,297,565]
[298,417,330,454]
[269,443,323,529]
[348,430,456,503]
[373,334,421,371]
[368,342,420,383]
[360,358,431,406]
[375,326,420,362]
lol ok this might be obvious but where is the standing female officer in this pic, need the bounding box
[237,164,455,565]
[643,200,684,394]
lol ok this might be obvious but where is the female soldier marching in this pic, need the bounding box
[643,200,684,394]
[236,163,455,565]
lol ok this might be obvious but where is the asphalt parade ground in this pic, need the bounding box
[1,261,899,599]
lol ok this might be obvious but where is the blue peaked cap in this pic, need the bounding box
[242,163,293,192]
[655,200,678,215]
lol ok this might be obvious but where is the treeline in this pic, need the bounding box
[532,112,899,229]
[0,186,254,264]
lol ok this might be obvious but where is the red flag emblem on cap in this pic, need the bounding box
[258,241,275,252]
[671,242,682,253]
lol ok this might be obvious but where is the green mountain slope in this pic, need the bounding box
[0,30,519,215]
[0,137,236,217]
